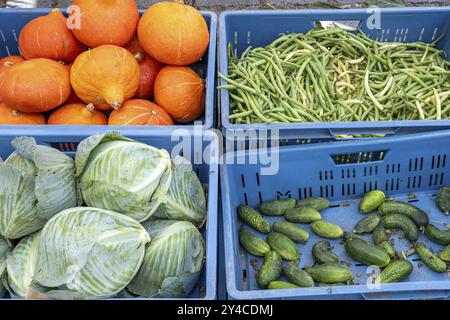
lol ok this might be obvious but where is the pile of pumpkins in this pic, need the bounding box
[0,0,209,126]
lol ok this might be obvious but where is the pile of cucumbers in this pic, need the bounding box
[237,187,450,290]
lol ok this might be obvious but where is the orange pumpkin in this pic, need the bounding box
[48,102,107,125]
[0,103,46,125]
[154,66,205,123]
[70,0,139,48]
[138,2,209,65]
[62,63,83,104]
[18,9,85,63]
[0,56,24,103]
[124,37,146,62]
[134,54,163,99]
[0,58,71,113]
[108,99,173,126]
[70,45,140,109]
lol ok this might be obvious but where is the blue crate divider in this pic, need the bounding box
[219,7,450,144]
[0,129,219,300]
[222,130,450,300]
[0,8,217,133]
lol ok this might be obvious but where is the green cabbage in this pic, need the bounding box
[153,156,207,228]
[3,232,40,298]
[127,220,205,298]
[32,207,150,300]
[76,132,172,222]
[0,163,46,239]
[11,137,78,220]
[0,237,11,298]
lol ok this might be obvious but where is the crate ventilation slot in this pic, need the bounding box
[364,181,378,193]
[320,185,334,198]
[386,163,400,174]
[50,142,78,152]
[431,154,447,169]
[298,187,312,200]
[407,176,422,189]
[429,173,445,187]
[332,150,386,165]
[342,183,356,196]
[341,168,356,179]
[364,166,379,176]
[319,170,333,181]
[385,178,400,192]
[409,157,424,172]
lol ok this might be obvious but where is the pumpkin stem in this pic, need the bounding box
[3,61,14,68]
[174,0,185,3]
[11,110,22,117]
[134,52,144,62]
[86,103,96,113]
[110,101,122,110]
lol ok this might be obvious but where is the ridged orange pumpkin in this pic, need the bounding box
[0,58,71,113]
[138,2,209,65]
[134,54,163,99]
[48,103,107,125]
[63,63,83,104]
[0,56,24,103]
[70,0,139,48]
[124,37,146,62]
[18,9,85,63]
[0,103,46,125]
[70,45,140,109]
[108,99,173,126]
[154,66,205,123]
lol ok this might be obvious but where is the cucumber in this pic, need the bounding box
[382,214,419,242]
[312,240,339,264]
[436,187,450,215]
[344,237,391,267]
[359,190,385,213]
[257,250,282,289]
[379,259,413,283]
[416,242,448,273]
[353,214,380,234]
[238,205,271,234]
[439,244,450,262]
[266,232,299,261]
[296,197,330,211]
[424,224,450,245]
[343,233,366,242]
[377,241,396,258]
[273,221,309,244]
[285,207,321,223]
[258,198,295,216]
[238,227,271,257]
[306,263,353,284]
[373,223,388,245]
[311,220,344,239]
[318,282,346,287]
[267,281,299,289]
[282,263,314,288]
[378,200,429,227]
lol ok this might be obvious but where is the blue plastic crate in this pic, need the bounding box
[0,8,217,132]
[219,7,450,143]
[222,130,450,300]
[0,129,219,300]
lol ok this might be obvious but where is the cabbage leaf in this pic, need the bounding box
[127,220,204,298]
[76,132,172,222]
[32,207,150,299]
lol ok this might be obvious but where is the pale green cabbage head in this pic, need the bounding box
[11,137,79,220]
[0,237,11,298]
[127,220,205,298]
[32,207,150,300]
[0,163,46,239]
[76,132,172,222]
[3,232,40,298]
[153,156,207,228]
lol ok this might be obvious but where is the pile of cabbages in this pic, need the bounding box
[0,132,207,299]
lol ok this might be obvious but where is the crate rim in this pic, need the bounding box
[221,129,450,300]
[0,8,218,131]
[0,128,220,301]
[219,6,450,138]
